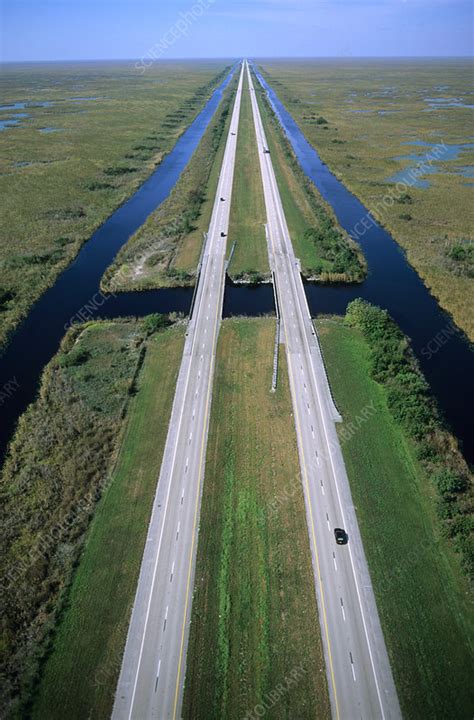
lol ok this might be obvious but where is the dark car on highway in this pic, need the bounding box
[334,528,348,545]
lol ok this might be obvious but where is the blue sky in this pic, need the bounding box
[1,0,472,62]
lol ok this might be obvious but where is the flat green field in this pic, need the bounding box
[0,60,229,348]
[317,317,473,719]
[227,72,269,281]
[183,319,330,720]
[258,59,474,338]
[101,69,238,290]
[30,323,184,720]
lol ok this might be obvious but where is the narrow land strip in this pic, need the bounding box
[227,71,269,281]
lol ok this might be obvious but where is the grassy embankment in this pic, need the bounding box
[1,316,184,719]
[101,71,239,291]
[252,70,366,283]
[317,302,473,719]
[183,318,330,720]
[258,59,474,338]
[226,73,269,282]
[0,60,229,349]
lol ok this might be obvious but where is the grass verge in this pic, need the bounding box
[227,73,269,282]
[183,318,330,720]
[317,313,473,719]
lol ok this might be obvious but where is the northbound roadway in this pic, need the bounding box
[112,61,244,720]
[246,60,402,720]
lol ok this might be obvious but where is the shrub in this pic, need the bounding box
[54,236,74,247]
[133,143,159,151]
[0,287,14,310]
[396,192,413,204]
[434,469,467,497]
[447,514,473,541]
[445,243,474,278]
[144,252,164,268]
[142,313,169,336]
[85,180,113,191]
[436,498,457,521]
[447,244,473,262]
[59,348,90,367]
[103,165,136,176]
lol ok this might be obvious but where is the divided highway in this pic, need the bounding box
[246,61,401,720]
[112,62,244,720]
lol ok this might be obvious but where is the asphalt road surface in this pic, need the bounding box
[246,60,401,720]
[112,62,244,720]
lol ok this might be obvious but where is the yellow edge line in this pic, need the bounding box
[252,71,341,719]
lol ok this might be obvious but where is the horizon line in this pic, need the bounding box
[2,54,473,65]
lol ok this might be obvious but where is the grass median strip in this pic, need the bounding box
[317,313,473,719]
[227,73,269,282]
[183,318,330,720]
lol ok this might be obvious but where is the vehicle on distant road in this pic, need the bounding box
[263,147,270,154]
[220,197,225,201]
[334,528,348,545]
[220,231,226,237]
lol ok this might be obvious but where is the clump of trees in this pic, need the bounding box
[396,192,413,205]
[0,287,14,311]
[142,313,171,336]
[445,242,474,278]
[345,299,473,579]
[304,222,363,279]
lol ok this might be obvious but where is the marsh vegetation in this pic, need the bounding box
[0,60,229,349]
[258,59,474,338]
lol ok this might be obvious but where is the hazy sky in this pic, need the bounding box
[1,0,473,62]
